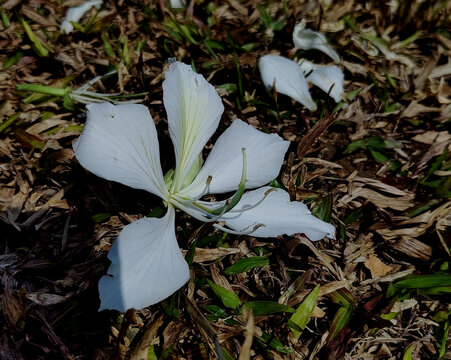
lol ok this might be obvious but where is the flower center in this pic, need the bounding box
[162,149,273,235]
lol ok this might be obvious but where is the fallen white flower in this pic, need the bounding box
[73,60,335,312]
[60,0,103,34]
[259,55,317,111]
[299,60,344,103]
[293,20,340,63]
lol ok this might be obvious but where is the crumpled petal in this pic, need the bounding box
[73,103,167,199]
[292,20,340,63]
[98,206,189,311]
[299,60,345,103]
[163,60,224,193]
[179,119,290,197]
[259,55,317,111]
[60,0,103,34]
[219,187,335,240]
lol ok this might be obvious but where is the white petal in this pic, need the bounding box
[60,0,103,34]
[220,187,335,240]
[292,21,341,63]
[299,60,345,103]
[179,119,289,197]
[73,103,167,199]
[163,61,224,193]
[259,55,317,111]
[98,206,189,311]
[170,0,186,8]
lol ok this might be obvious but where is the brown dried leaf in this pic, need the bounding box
[364,253,393,278]
[210,263,234,292]
[412,130,451,145]
[414,53,439,92]
[238,308,254,360]
[339,176,414,211]
[21,188,69,227]
[21,5,59,27]
[26,293,68,306]
[400,201,451,225]
[181,247,240,263]
[389,237,432,261]
[2,276,25,330]
[297,115,336,158]
[7,182,30,230]
[401,101,440,118]
[130,315,164,360]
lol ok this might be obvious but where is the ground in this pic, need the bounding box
[0,0,450,359]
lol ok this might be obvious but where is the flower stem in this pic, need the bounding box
[16,84,69,97]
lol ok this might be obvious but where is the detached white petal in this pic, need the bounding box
[98,206,189,311]
[163,61,224,193]
[299,60,344,103]
[60,0,103,34]
[259,55,316,111]
[293,21,340,63]
[73,103,167,199]
[220,187,335,240]
[180,119,290,197]
[170,0,186,8]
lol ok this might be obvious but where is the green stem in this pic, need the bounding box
[0,114,20,134]
[16,84,68,97]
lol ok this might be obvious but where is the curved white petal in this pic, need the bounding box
[259,55,317,111]
[292,21,340,63]
[73,103,167,199]
[179,119,290,197]
[60,0,103,34]
[220,187,335,240]
[98,206,189,311]
[163,61,224,193]
[299,60,345,103]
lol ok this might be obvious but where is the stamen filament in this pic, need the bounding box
[170,196,224,222]
[228,188,276,213]
[213,222,265,236]
[193,148,247,216]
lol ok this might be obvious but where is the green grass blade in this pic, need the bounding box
[224,257,269,275]
[243,301,294,316]
[288,285,320,338]
[206,279,240,309]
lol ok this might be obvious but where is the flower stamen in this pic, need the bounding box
[227,187,276,213]
[213,222,265,235]
[192,147,247,216]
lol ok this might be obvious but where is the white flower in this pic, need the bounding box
[292,20,341,63]
[259,55,317,111]
[60,0,103,34]
[259,55,345,107]
[299,60,345,103]
[73,60,335,312]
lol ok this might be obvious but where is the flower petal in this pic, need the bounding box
[163,61,224,193]
[220,187,335,240]
[60,0,103,34]
[179,119,289,197]
[292,21,340,63]
[299,60,345,103]
[259,55,317,111]
[98,206,189,311]
[73,103,167,199]
[170,0,186,8]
